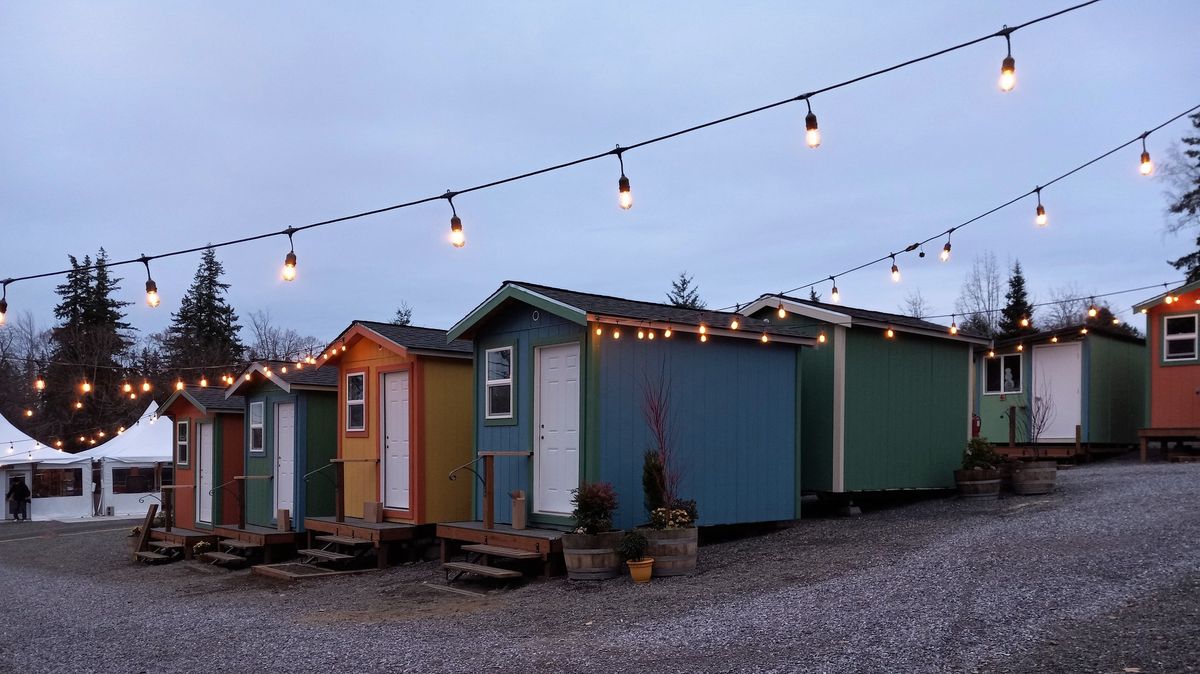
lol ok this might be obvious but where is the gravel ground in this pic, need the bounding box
[0,459,1196,673]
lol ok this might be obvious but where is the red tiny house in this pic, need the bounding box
[1134,280,1200,459]
[157,387,246,531]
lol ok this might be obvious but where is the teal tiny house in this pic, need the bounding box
[975,325,1146,448]
[223,361,338,532]
[445,281,816,531]
[746,294,987,494]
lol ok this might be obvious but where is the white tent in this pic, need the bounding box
[0,415,92,521]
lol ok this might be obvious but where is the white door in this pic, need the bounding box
[274,402,296,518]
[196,423,214,524]
[534,343,580,515]
[382,371,412,510]
[4,469,32,520]
[1033,343,1083,442]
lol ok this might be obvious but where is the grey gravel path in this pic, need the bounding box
[0,459,1196,673]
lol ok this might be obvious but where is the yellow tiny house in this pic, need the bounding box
[315,321,473,527]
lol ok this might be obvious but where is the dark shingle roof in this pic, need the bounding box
[508,281,814,339]
[182,386,244,412]
[990,323,1145,348]
[776,294,980,336]
[258,361,339,388]
[354,321,472,354]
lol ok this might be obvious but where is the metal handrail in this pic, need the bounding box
[302,462,335,485]
[448,456,486,486]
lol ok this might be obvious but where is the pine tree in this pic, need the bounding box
[998,260,1036,338]
[808,288,821,302]
[163,248,245,371]
[666,272,706,309]
[393,301,414,326]
[1167,112,1200,281]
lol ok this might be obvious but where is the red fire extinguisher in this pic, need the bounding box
[972,413,982,438]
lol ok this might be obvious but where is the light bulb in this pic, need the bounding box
[449,215,465,248]
[1020,317,1030,328]
[940,242,951,262]
[244,373,251,381]
[24,409,32,417]
[1017,344,1024,351]
[817,333,827,344]
[637,329,645,340]
[700,334,708,343]
[129,392,136,400]
[1164,296,1174,305]
[282,251,297,282]
[1139,151,1153,176]
[175,380,184,391]
[1035,204,1047,227]
[1112,318,1121,325]
[664,327,673,338]
[831,286,840,303]
[988,350,995,358]
[730,317,740,330]
[805,111,820,148]
[1051,336,1058,343]
[1087,305,1098,318]
[999,55,1016,92]
[699,325,707,335]
[0,298,7,326]
[1081,328,1088,335]
[98,431,106,438]
[594,326,602,336]
[760,333,769,343]
[200,376,208,387]
[145,280,160,308]
[648,331,655,340]
[950,322,958,335]
[777,303,786,319]
[142,381,151,392]
[891,263,901,283]
[122,382,132,393]
[618,175,633,210]
[81,381,92,394]
[74,401,83,409]
[613,328,621,340]
[885,328,895,339]
[34,377,45,391]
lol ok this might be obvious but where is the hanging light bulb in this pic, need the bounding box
[949,316,959,335]
[244,372,252,381]
[24,409,33,417]
[1051,335,1059,343]
[664,325,673,338]
[1139,133,1154,176]
[637,328,645,340]
[830,277,840,304]
[175,379,184,391]
[74,401,83,410]
[998,28,1016,92]
[613,327,621,339]
[885,327,895,339]
[445,192,465,248]
[139,256,161,308]
[1020,317,1030,328]
[594,326,602,336]
[281,227,298,282]
[1081,327,1089,335]
[1112,317,1121,325]
[803,97,820,148]
[760,332,769,343]
[988,350,995,358]
[98,431,106,438]
[940,230,953,262]
[699,325,707,335]
[0,282,8,326]
[648,330,655,340]
[1087,302,1098,318]
[54,440,62,448]
[1164,295,1175,305]
[142,381,151,392]
[1017,344,1024,351]
[81,380,92,394]
[890,255,901,283]
[817,333,827,344]
[34,374,45,391]
[78,435,85,443]
[122,381,132,393]
[129,392,136,400]
[729,315,741,330]
[199,375,208,387]
[700,334,708,343]
[1034,187,1047,227]
[777,302,786,319]
[614,147,634,210]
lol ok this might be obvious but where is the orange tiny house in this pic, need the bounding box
[311,321,474,537]
[1134,280,1200,460]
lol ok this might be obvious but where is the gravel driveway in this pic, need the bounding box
[0,459,1196,673]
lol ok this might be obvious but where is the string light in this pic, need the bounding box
[648,330,656,340]
[445,192,465,248]
[890,255,901,283]
[175,379,184,391]
[142,380,151,392]
[777,302,787,319]
[1051,336,1059,343]
[615,146,633,210]
[817,333,827,344]
[122,381,133,393]
[0,281,8,326]
[1081,327,1088,334]
[24,409,33,417]
[998,27,1016,92]
[664,325,673,338]
[1034,187,1047,227]
[1139,133,1154,176]
[139,256,161,308]
[80,380,92,394]
[988,350,995,358]
[830,278,840,304]
[74,401,83,410]
[804,98,821,149]
[940,230,953,262]
[1087,301,1098,318]
[34,374,45,391]
[637,328,645,340]
[281,227,298,282]
[700,334,708,343]
[199,375,208,387]
[699,325,707,335]
[244,372,252,381]
[1112,317,1121,325]
[729,314,742,330]
[1020,317,1030,328]
[885,327,895,339]
[1017,344,1024,351]
[760,333,769,343]
[613,327,621,340]
[949,315,959,335]
[594,326,602,336]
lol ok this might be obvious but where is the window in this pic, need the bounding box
[175,420,189,465]
[346,373,365,431]
[112,467,155,494]
[485,347,513,419]
[249,401,264,452]
[33,468,83,498]
[984,353,1022,394]
[1164,314,1198,361]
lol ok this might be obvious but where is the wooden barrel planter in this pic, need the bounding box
[561,531,623,580]
[1011,460,1057,495]
[641,527,698,577]
[953,468,1001,499]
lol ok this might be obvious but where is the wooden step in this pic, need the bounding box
[135,551,170,563]
[201,551,247,564]
[442,561,522,579]
[149,541,184,550]
[461,543,541,560]
[219,538,262,550]
[298,548,355,562]
[315,535,372,547]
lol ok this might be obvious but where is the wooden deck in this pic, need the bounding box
[437,521,565,577]
[304,516,417,543]
[212,524,299,546]
[1139,427,1200,462]
[149,527,219,560]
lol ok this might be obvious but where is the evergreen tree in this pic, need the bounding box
[1086,304,1141,338]
[1170,232,1200,283]
[163,248,245,371]
[1167,112,1200,281]
[808,288,821,302]
[997,260,1036,338]
[666,272,706,309]
[393,301,414,326]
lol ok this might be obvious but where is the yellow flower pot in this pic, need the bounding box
[626,558,654,584]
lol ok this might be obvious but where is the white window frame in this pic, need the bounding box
[1164,313,1198,362]
[485,346,514,420]
[984,353,1023,395]
[176,420,190,466]
[249,401,265,453]
[345,372,366,432]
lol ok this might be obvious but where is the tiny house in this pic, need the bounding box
[445,281,815,531]
[306,321,473,562]
[157,387,245,531]
[223,361,338,533]
[975,325,1145,449]
[746,294,986,494]
[1133,280,1200,458]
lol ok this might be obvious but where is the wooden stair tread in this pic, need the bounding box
[148,541,183,550]
[298,548,355,562]
[201,551,246,563]
[219,538,262,550]
[135,551,170,561]
[315,535,373,547]
[442,562,522,579]
[461,543,542,560]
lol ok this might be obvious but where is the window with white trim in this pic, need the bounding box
[249,401,264,452]
[176,420,189,465]
[1164,314,1198,361]
[346,373,365,431]
[485,347,513,419]
[984,353,1022,394]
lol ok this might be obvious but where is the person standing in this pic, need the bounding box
[6,478,31,522]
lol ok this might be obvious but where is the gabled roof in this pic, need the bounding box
[1132,278,1200,312]
[159,386,246,416]
[319,321,471,366]
[987,323,1145,349]
[447,281,817,345]
[743,294,991,345]
[224,360,337,398]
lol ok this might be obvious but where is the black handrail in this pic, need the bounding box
[448,456,486,487]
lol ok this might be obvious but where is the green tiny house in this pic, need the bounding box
[224,361,338,531]
[746,294,986,493]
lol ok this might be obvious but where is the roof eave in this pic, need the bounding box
[447,283,588,341]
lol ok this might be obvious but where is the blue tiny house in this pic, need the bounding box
[447,281,816,530]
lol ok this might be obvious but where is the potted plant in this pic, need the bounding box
[561,482,622,580]
[1011,386,1058,495]
[954,437,1002,499]
[618,530,653,584]
[638,370,699,576]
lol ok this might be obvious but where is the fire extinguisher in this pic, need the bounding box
[972,414,982,438]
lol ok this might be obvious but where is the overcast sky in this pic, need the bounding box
[1,1,1197,344]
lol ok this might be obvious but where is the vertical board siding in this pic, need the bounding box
[243,387,282,528]
[218,413,244,526]
[596,334,799,529]
[303,392,338,520]
[843,330,968,490]
[978,349,1030,445]
[420,357,474,523]
[800,335,835,492]
[474,302,584,523]
[1147,292,1200,428]
[1087,335,1147,443]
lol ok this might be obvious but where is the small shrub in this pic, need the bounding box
[192,540,213,556]
[617,530,648,562]
[962,437,1003,470]
[570,482,618,535]
[642,450,668,516]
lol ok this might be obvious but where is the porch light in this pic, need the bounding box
[998,29,1016,92]
[804,98,820,148]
